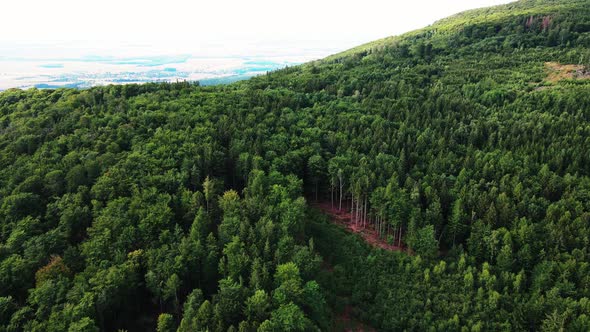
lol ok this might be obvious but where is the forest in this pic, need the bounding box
[1,0,590,330]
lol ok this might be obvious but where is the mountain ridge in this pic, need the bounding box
[322,0,587,62]
[1,0,590,331]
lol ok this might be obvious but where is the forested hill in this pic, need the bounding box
[2,0,590,331]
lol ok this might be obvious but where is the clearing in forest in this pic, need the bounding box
[312,202,406,253]
[544,61,590,82]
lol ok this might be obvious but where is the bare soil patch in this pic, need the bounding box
[545,62,590,82]
[312,201,406,253]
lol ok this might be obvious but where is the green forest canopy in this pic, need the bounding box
[1,0,590,330]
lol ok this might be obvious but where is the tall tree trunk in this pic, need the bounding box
[363,197,367,228]
[350,194,358,225]
[356,196,363,225]
[353,193,356,224]
[361,197,365,227]
[331,186,334,209]
[353,194,357,225]
[339,181,343,211]
[360,197,363,227]
[315,182,318,202]
[354,195,357,225]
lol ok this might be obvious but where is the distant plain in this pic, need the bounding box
[0,40,348,89]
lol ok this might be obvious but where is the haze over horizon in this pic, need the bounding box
[1,0,514,89]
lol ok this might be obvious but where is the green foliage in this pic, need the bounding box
[268,302,309,332]
[156,313,175,332]
[1,0,590,330]
[244,289,270,323]
[408,225,438,258]
[68,317,99,332]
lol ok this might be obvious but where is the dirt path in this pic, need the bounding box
[312,201,405,253]
[334,304,376,332]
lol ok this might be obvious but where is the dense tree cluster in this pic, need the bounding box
[1,0,590,330]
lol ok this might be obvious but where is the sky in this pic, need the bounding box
[3,0,514,51]
[0,0,515,90]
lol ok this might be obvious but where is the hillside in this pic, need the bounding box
[1,0,590,331]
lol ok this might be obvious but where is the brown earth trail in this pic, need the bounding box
[311,201,406,253]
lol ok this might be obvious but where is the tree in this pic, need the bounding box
[215,278,245,328]
[178,289,203,332]
[44,170,65,196]
[164,274,181,313]
[307,155,326,201]
[408,225,438,259]
[65,165,87,192]
[328,156,349,211]
[269,302,308,332]
[279,197,306,238]
[448,198,468,246]
[0,296,16,325]
[156,313,175,332]
[273,263,303,305]
[244,290,270,323]
[35,256,70,287]
[195,300,213,330]
[218,190,242,245]
[222,236,250,281]
[68,317,99,332]
[302,280,328,328]
[203,176,218,212]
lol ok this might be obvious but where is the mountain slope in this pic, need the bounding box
[1,0,590,331]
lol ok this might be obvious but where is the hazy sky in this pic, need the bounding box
[3,0,514,50]
[1,0,516,89]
